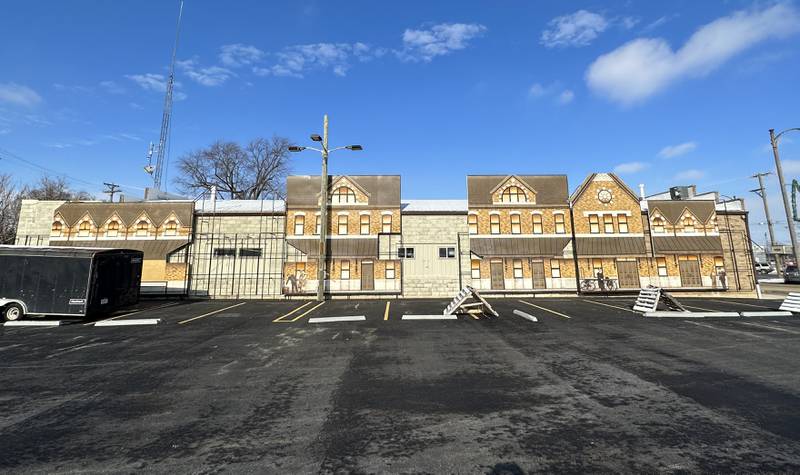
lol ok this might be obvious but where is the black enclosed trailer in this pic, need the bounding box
[0,246,143,321]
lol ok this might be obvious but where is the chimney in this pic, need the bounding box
[638,184,645,200]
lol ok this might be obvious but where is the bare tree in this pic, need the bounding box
[0,174,21,244]
[21,175,93,201]
[175,136,291,199]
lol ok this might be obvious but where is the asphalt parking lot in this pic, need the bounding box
[2,296,800,473]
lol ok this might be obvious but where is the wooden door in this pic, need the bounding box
[679,259,702,287]
[616,260,640,288]
[531,260,546,289]
[490,260,505,290]
[361,261,374,291]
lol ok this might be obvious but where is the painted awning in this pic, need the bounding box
[51,239,190,260]
[287,238,378,258]
[575,236,647,256]
[652,236,723,254]
[469,237,571,257]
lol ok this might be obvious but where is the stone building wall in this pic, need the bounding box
[14,199,65,245]
[401,214,466,297]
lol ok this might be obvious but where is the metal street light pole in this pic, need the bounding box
[770,128,800,269]
[751,172,781,276]
[288,115,362,302]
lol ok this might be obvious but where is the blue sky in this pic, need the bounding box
[1,0,799,242]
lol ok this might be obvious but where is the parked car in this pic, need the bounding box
[755,262,774,274]
[784,265,800,284]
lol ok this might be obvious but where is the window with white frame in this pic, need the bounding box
[617,214,629,234]
[294,215,305,235]
[164,220,178,236]
[490,214,500,234]
[360,214,370,235]
[656,257,668,277]
[592,258,603,277]
[532,214,543,234]
[337,215,348,235]
[382,214,392,233]
[340,260,350,280]
[603,214,615,234]
[136,220,149,237]
[501,186,527,203]
[554,213,566,234]
[331,186,357,204]
[438,247,456,258]
[510,214,521,234]
[471,260,481,279]
[51,221,63,237]
[107,220,120,237]
[589,215,600,234]
[78,221,91,237]
[314,215,321,235]
[550,259,561,278]
[398,247,415,259]
[683,217,695,233]
[513,259,523,278]
[468,214,478,234]
[385,261,396,279]
[652,217,665,233]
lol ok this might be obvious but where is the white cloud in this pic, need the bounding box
[177,59,234,86]
[541,10,608,48]
[658,141,697,158]
[614,161,648,174]
[219,44,265,67]
[558,89,575,104]
[528,83,548,98]
[128,102,143,110]
[125,73,187,100]
[674,169,705,181]
[254,42,381,78]
[397,23,487,62]
[586,3,800,105]
[0,83,42,107]
[99,80,125,94]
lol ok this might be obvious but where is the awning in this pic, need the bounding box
[652,236,723,254]
[51,239,190,260]
[469,237,571,257]
[287,238,378,258]
[575,236,647,256]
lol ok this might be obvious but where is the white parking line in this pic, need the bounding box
[308,316,366,323]
[685,321,766,339]
[4,320,62,327]
[517,300,571,319]
[94,318,162,327]
[86,301,183,326]
[583,299,640,314]
[402,314,458,320]
[512,309,538,322]
[736,321,800,335]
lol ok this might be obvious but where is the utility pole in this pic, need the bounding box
[751,172,781,276]
[317,115,329,302]
[770,128,800,268]
[103,182,120,203]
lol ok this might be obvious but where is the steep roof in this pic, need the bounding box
[286,175,401,208]
[467,175,569,206]
[55,201,194,227]
[570,173,640,204]
[648,200,716,224]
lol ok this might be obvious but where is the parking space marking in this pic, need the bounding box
[708,299,775,310]
[4,320,62,327]
[272,301,314,322]
[284,301,324,323]
[683,304,717,312]
[517,300,571,319]
[178,302,246,325]
[583,299,639,314]
[736,321,800,335]
[95,319,161,327]
[308,316,366,323]
[401,314,458,320]
[685,320,766,339]
[384,301,391,321]
[86,301,183,326]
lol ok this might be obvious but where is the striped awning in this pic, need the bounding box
[469,237,571,257]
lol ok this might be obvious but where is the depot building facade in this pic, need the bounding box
[14,172,758,298]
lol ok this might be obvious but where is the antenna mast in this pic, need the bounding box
[145,0,184,192]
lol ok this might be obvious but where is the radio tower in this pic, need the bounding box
[144,0,184,197]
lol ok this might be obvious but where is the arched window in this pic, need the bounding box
[331,186,356,204]
[500,186,527,203]
[164,220,178,236]
[652,217,665,233]
[107,220,120,237]
[50,221,63,237]
[683,217,695,233]
[136,220,149,237]
[78,221,92,237]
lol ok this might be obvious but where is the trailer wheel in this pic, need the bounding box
[3,303,23,321]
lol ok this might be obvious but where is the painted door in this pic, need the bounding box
[679,259,702,287]
[616,260,640,288]
[531,260,546,289]
[490,260,505,290]
[361,261,374,291]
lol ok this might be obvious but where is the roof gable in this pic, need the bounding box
[570,173,640,204]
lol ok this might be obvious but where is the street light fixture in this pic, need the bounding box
[289,114,363,302]
[769,128,800,270]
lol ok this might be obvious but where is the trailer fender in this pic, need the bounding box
[0,298,28,315]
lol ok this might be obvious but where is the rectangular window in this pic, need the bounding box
[295,262,306,278]
[340,260,350,280]
[239,248,262,257]
[604,214,615,234]
[213,248,236,257]
[657,257,668,277]
[554,213,566,234]
[385,261,396,279]
[513,259,523,279]
[683,218,695,233]
[551,259,561,278]
[398,247,415,259]
[360,214,370,235]
[589,215,600,234]
[337,215,348,235]
[382,214,392,233]
[471,260,481,279]
[490,214,500,234]
[532,214,543,234]
[510,214,521,234]
[618,214,629,234]
[592,258,603,277]
[714,256,725,274]
[314,215,321,235]
[438,247,456,258]
[468,214,478,234]
[294,215,305,235]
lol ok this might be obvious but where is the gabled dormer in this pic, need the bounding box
[489,175,537,205]
[324,176,370,205]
